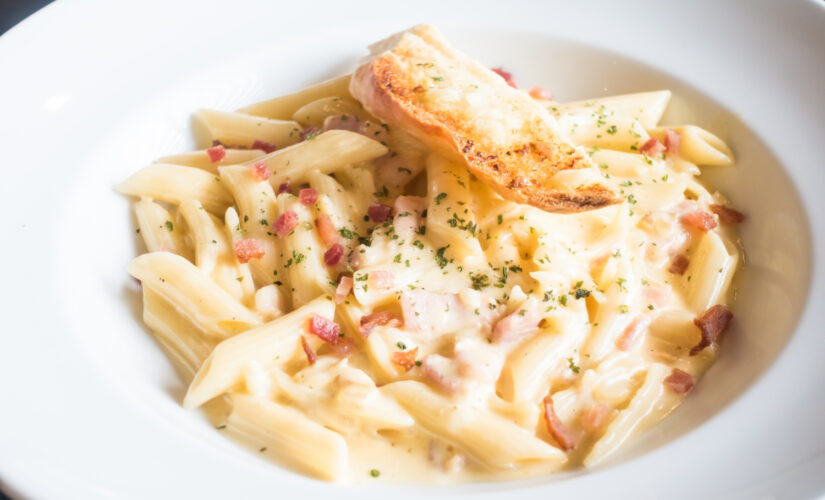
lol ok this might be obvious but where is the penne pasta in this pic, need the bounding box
[183,295,334,409]
[119,26,743,484]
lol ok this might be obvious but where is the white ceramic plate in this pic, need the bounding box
[1,0,824,498]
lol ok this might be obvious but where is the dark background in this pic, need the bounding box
[0,0,52,35]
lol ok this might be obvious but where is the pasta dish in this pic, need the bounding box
[118,25,744,483]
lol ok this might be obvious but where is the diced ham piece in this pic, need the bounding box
[640,137,666,156]
[251,139,277,153]
[664,129,681,154]
[323,243,344,266]
[323,114,363,133]
[421,354,462,394]
[543,396,576,451]
[491,67,517,88]
[233,238,265,263]
[528,86,553,100]
[393,195,427,238]
[680,210,718,231]
[669,254,690,275]
[368,202,392,223]
[307,314,340,343]
[327,336,355,356]
[369,270,394,290]
[358,311,402,337]
[298,188,318,206]
[400,290,493,335]
[300,336,317,365]
[299,125,320,141]
[664,368,694,393]
[616,315,652,351]
[206,144,226,163]
[273,210,299,238]
[580,404,609,431]
[334,276,353,304]
[690,304,733,355]
[249,161,270,182]
[392,346,419,372]
[277,182,291,194]
[710,204,746,224]
[315,213,339,246]
[491,308,542,343]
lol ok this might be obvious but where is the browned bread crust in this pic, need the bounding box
[350,25,620,213]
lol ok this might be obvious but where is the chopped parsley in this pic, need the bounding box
[396,341,407,350]
[606,125,618,134]
[435,192,447,205]
[370,469,381,478]
[165,220,174,231]
[338,227,355,239]
[435,245,450,268]
[574,288,591,299]
[567,357,580,374]
[471,273,490,290]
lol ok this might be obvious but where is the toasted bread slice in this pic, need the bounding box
[350,25,620,213]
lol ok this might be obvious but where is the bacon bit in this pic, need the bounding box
[669,254,690,275]
[580,403,609,431]
[299,126,321,141]
[206,144,226,163]
[273,210,299,238]
[664,368,694,393]
[616,315,652,351]
[300,336,317,365]
[327,336,355,356]
[369,270,394,290]
[543,396,576,451]
[491,67,517,88]
[690,304,733,355]
[251,139,277,153]
[323,243,344,266]
[680,210,718,231]
[298,188,318,206]
[528,85,553,100]
[710,204,746,224]
[392,346,419,372]
[249,161,270,182]
[315,214,339,247]
[334,276,353,304]
[359,311,402,337]
[367,202,392,223]
[277,182,291,194]
[307,314,340,343]
[640,137,666,156]
[664,129,681,154]
[491,309,541,343]
[232,238,265,263]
